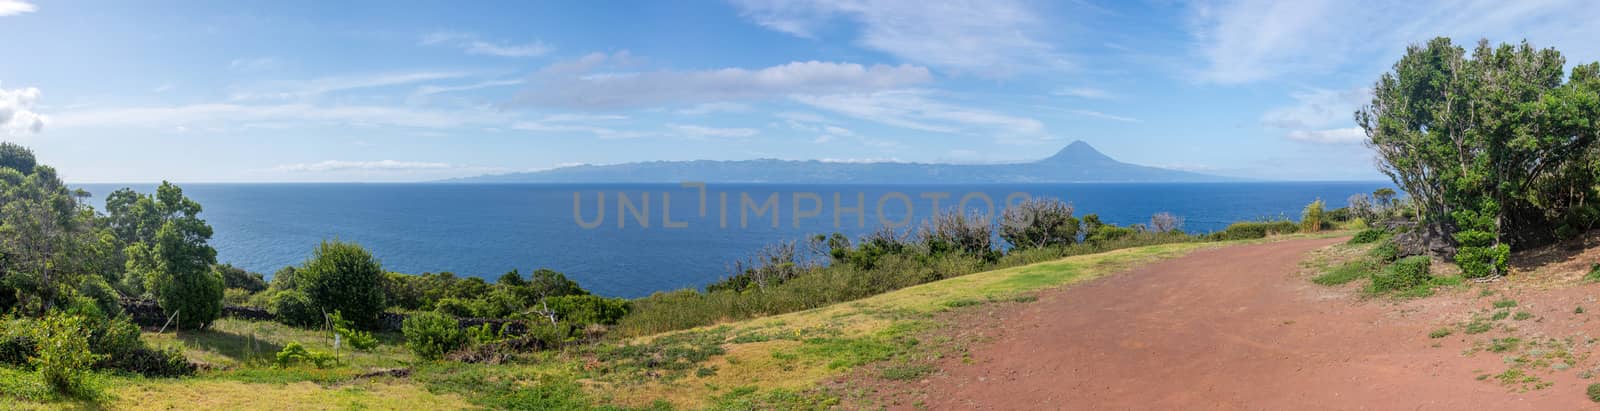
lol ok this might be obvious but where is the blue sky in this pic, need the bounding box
[3,0,1599,183]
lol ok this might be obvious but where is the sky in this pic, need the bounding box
[3,0,1600,183]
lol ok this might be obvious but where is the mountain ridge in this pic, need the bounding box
[450,141,1232,183]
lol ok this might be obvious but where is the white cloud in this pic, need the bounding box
[51,102,508,130]
[511,54,931,109]
[511,115,644,139]
[0,0,36,16]
[420,31,552,57]
[1262,87,1370,144]
[1066,109,1139,123]
[677,102,751,115]
[730,0,1065,76]
[414,79,525,96]
[1054,87,1114,99]
[0,84,47,135]
[792,90,1042,136]
[1186,0,1600,84]
[230,71,471,101]
[668,124,759,139]
[273,160,452,173]
[1261,87,1369,129]
[1286,127,1366,144]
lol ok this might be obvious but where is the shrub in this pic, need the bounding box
[1368,239,1400,262]
[1148,212,1184,233]
[329,311,379,351]
[269,289,322,328]
[432,298,477,318]
[1210,220,1299,240]
[77,277,124,318]
[106,346,193,377]
[1589,383,1600,402]
[296,241,388,329]
[32,314,101,396]
[1301,199,1326,232]
[545,295,630,326]
[1348,228,1388,245]
[1086,225,1137,245]
[274,342,335,369]
[1000,198,1079,250]
[403,311,466,360]
[919,211,996,259]
[216,263,268,292]
[223,288,255,307]
[1370,256,1431,293]
[1585,263,1600,282]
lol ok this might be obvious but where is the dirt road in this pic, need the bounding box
[919,237,1590,410]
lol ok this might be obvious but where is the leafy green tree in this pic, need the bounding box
[1301,199,1326,232]
[122,182,224,328]
[0,142,37,175]
[215,263,268,293]
[296,240,387,329]
[0,147,105,314]
[1359,37,1600,278]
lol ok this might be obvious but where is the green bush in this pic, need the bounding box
[545,295,630,326]
[328,311,379,351]
[1370,256,1431,293]
[432,298,477,318]
[269,289,322,328]
[403,311,466,360]
[1210,220,1299,241]
[1589,383,1600,402]
[1587,264,1600,282]
[77,277,124,318]
[1302,199,1326,232]
[32,314,101,397]
[274,341,335,369]
[1368,240,1400,262]
[297,241,388,329]
[105,346,193,377]
[1348,228,1388,244]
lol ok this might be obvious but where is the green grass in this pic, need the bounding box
[1491,310,1510,321]
[1513,312,1534,321]
[1588,383,1600,402]
[1428,328,1453,339]
[1488,338,1522,353]
[1312,258,1379,285]
[1493,299,1519,309]
[1464,320,1494,335]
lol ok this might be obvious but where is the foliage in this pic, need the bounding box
[328,311,379,351]
[544,294,630,325]
[1360,37,1600,267]
[1000,198,1079,250]
[215,263,268,293]
[919,211,997,259]
[1369,256,1432,293]
[30,314,101,397]
[1301,199,1326,233]
[295,240,387,329]
[1348,228,1389,244]
[274,341,336,369]
[1209,220,1299,241]
[121,182,224,329]
[269,289,322,328]
[1148,212,1184,233]
[403,311,466,361]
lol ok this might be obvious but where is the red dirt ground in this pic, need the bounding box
[913,237,1599,410]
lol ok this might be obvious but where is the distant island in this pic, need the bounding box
[452,141,1232,183]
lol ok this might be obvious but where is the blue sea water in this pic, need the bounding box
[72,182,1390,298]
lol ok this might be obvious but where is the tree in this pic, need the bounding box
[216,263,268,293]
[0,142,36,175]
[1301,199,1326,233]
[122,182,223,328]
[1359,37,1600,278]
[1148,212,1184,233]
[296,241,387,329]
[1000,198,1079,250]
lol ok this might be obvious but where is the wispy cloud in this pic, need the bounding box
[677,102,751,115]
[510,53,932,109]
[0,84,46,135]
[230,71,471,101]
[50,102,509,130]
[511,114,643,139]
[1053,87,1115,99]
[668,123,759,139]
[1286,127,1365,144]
[273,160,452,173]
[1262,87,1370,144]
[420,31,553,57]
[0,0,36,16]
[414,79,525,96]
[793,90,1043,136]
[1185,0,1600,84]
[730,0,1066,76]
[1066,109,1139,123]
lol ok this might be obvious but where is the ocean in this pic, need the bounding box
[72,182,1390,298]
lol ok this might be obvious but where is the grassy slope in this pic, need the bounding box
[8,232,1342,410]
